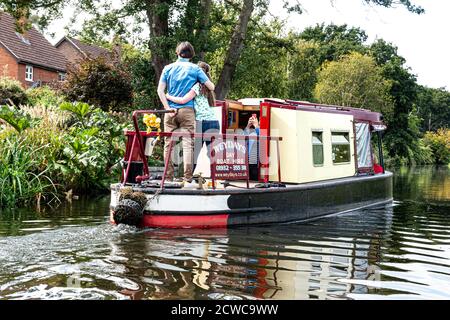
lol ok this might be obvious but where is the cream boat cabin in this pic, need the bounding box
[110,99,392,229]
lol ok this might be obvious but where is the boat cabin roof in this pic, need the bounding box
[221,98,384,125]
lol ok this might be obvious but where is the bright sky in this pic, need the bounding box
[268,0,450,90]
[45,0,449,90]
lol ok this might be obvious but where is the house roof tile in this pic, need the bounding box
[56,36,111,59]
[0,12,67,72]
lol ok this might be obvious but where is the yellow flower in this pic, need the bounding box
[143,113,161,133]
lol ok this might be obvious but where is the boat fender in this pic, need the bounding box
[113,189,149,226]
[118,188,148,208]
[113,199,144,226]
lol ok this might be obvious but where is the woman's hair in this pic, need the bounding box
[198,61,216,107]
[176,42,195,59]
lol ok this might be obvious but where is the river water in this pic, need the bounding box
[0,166,449,300]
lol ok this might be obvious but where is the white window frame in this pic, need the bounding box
[25,65,33,82]
[331,130,351,165]
[312,130,324,167]
[58,72,66,81]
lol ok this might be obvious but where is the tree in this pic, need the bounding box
[287,40,322,101]
[314,52,393,114]
[369,39,419,161]
[415,86,450,132]
[299,23,368,63]
[0,0,424,101]
[215,0,254,100]
[286,24,370,102]
[62,56,133,112]
[226,19,290,99]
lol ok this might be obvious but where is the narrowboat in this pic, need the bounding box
[110,99,393,229]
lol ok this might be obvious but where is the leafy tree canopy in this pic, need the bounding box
[314,52,394,115]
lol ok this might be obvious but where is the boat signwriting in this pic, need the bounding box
[211,138,249,180]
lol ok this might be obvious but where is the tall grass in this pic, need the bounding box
[0,136,59,208]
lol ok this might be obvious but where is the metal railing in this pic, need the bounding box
[123,110,283,190]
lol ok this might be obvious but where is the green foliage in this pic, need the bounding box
[0,135,58,208]
[287,40,321,101]
[369,39,419,160]
[0,105,32,132]
[60,101,92,126]
[226,19,290,99]
[62,56,133,112]
[314,52,393,114]
[26,86,65,108]
[299,23,368,63]
[0,77,28,106]
[423,129,450,165]
[121,45,159,109]
[0,96,128,208]
[52,104,126,192]
[415,86,450,132]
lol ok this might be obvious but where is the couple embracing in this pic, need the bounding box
[157,41,219,183]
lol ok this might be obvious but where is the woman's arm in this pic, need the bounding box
[166,89,197,105]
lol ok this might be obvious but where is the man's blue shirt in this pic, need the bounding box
[160,58,209,109]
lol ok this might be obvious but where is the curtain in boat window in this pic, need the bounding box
[355,122,373,169]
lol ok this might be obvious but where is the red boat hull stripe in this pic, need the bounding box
[141,215,229,229]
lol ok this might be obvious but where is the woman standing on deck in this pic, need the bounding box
[166,62,220,169]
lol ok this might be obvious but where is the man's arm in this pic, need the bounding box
[157,81,171,110]
[167,89,197,105]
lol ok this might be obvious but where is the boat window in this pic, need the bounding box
[331,132,351,164]
[312,131,324,166]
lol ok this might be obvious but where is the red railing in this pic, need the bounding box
[123,110,283,190]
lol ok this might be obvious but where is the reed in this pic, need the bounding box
[0,135,59,208]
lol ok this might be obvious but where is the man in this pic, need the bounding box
[157,42,215,182]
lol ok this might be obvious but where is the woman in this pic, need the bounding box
[166,62,220,168]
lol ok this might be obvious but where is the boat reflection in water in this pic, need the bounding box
[109,205,393,300]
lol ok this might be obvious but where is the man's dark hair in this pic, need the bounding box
[176,42,195,59]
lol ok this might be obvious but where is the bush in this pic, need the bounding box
[0,77,28,106]
[423,129,450,165]
[0,102,128,208]
[26,86,65,108]
[52,104,127,192]
[62,57,133,112]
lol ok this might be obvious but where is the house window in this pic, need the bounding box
[312,131,324,166]
[15,32,31,45]
[58,72,66,81]
[332,131,351,164]
[25,65,33,82]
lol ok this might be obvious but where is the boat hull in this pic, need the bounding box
[110,172,393,229]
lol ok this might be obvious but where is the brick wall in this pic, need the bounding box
[56,40,84,66]
[18,63,59,88]
[0,46,19,79]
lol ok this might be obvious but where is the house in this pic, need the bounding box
[55,36,112,65]
[0,12,67,88]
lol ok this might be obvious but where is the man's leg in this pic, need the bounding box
[177,108,195,181]
[163,113,178,181]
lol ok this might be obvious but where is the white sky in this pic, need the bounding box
[268,0,449,90]
[45,0,449,90]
